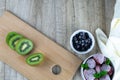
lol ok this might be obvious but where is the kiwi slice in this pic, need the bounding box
[15,38,33,55]
[9,35,23,50]
[6,32,18,45]
[26,53,44,66]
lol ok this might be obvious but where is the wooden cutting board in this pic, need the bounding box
[0,11,81,80]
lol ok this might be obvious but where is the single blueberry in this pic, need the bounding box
[73,43,76,47]
[76,45,80,49]
[88,44,91,48]
[78,41,82,44]
[81,40,85,43]
[78,35,82,40]
[73,36,77,41]
[81,47,86,51]
[75,34,79,38]
[79,32,84,36]
[85,32,89,39]
[81,43,85,46]
[85,40,88,44]
[87,38,92,44]
[84,44,88,47]
[75,40,78,44]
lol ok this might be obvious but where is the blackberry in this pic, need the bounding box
[72,32,92,52]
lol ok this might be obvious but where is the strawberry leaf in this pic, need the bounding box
[93,71,107,78]
[81,63,89,69]
[105,58,111,65]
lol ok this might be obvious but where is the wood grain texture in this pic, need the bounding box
[0,12,81,80]
[105,0,116,35]
[0,0,115,80]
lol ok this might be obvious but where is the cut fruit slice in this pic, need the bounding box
[9,35,23,50]
[6,32,18,45]
[15,38,33,55]
[26,53,44,66]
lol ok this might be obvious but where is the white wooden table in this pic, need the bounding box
[0,0,115,80]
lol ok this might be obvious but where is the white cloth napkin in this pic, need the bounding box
[96,0,120,79]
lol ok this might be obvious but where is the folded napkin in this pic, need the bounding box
[96,0,120,79]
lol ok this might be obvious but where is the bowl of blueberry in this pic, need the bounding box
[70,30,95,54]
[81,53,114,80]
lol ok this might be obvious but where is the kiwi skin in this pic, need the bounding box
[15,38,34,55]
[6,32,18,45]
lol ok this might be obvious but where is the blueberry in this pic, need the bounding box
[79,32,84,36]
[78,35,82,40]
[78,32,85,39]
[81,40,84,43]
[75,34,80,38]
[81,47,85,51]
[87,38,92,44]
[85,32,89,39]
[72,37,78,44]
[73,36,77,41]
[76,45,80,49]
[84,44,88,47]
[74,45,81,51]
[85,40,88,44]
[81,40,85,45]
[73,43,76,47]
[81,43,85,46]
[72,40,76,45]
[75,40,78,44]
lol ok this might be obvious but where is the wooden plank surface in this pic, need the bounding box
[0,0,116,80]
[0,11,81,80]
